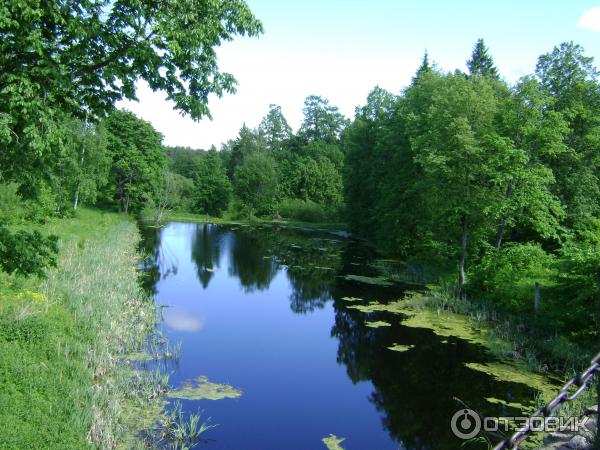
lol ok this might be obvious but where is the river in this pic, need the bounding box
[139,221,548,450]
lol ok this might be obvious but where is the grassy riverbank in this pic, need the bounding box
[0,209,156,449]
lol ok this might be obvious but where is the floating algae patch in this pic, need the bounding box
[387,343,414,352]
[341,274,394,286]
[347,300,407,314]
[465,362,557,398]
[347,302,388,313]
[340,296,363,302]
[399,307,491,347]
[322,434,346,450]
[366,320,391,328]
[169,375,243,401]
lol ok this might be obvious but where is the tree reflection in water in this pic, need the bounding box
[139,222,544,450]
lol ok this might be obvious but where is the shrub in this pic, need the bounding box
[468,242,556,313]
[277,198,340,223]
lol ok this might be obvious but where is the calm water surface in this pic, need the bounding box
[140,222,541,450]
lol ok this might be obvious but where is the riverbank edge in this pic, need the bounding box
[140,209,349,235]
[0,209,161,449]
[402,286,597,417]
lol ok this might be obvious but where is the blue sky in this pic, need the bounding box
[118,0,600,149]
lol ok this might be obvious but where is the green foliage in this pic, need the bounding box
[467,38,499,79]
[193,150,232,216]
[551,221,600,343]
[468,243,555,312]
[299,95,349,143]
[0,183,27,224]
[277,198,340,223]
[233,152,278,217]
[103,110,167,214]
[259,104,292,151]
[343,41,600,349]
[167,146,207,179]
[0,228,58,277]
[0,0,262,194]
[284,156,343,207]
[535,42,600,227]
[0,210,156,449]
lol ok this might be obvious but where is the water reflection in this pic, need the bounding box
[228,228,278,292]
[191,224,222,288]
[138,222,545,450]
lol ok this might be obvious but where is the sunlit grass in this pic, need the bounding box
[0,209,157,449]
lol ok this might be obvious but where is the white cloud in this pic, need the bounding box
[577,7,600,32]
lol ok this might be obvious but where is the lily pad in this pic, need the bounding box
[366,320,391,328]
[169,375,243,401]
[322,434,346,450]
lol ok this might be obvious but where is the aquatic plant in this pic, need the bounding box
[322,434,346,450]
[169,375,243,401]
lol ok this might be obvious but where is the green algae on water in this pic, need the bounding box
[322,434,346,450]
[340,296,362,302]
[347,300,406,314]
[465,362,557,398]
[341,274,394,286]
[169,375,243,401]
[387,343,414,352]
[365,320,391,328]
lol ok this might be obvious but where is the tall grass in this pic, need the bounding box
[0,209,156,449]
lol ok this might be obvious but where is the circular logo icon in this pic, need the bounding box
[451,409,481,440]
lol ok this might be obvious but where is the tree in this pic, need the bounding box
[65,119,110,211]
[167,146,207,179]
[287,157,343,207]
[153,171,195,222]
[467,39,499,79]
[259,104,292,151]
[226,125,267,178]
[103,110,166,214]
[233,153,278,217]
[298,96,349,143]
[535,42,600,226]
[0,0,262,188]
[0,0,262,275]
[407,74,513,291]
[493,76,567,248]
[413,51,432,83]
[344,86,397,236]
[194,149,232,217]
